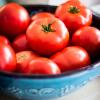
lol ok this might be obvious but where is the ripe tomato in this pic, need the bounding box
[23,57,61,75]
[51,46,91,72]
[12,34,31,52]
[0,35,10,45]
[31,12,55,21]
[16,51,38,72]
[55,0,92,33]
[0,3,30,37]
[0,43,16,72]
[26,17,69,56]
[71,26,100,57]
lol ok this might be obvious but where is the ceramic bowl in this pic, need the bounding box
[0,5,100,100]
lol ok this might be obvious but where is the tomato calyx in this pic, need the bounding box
[42,23,55,32]
[17,54,27,62]
[68,6,80,14]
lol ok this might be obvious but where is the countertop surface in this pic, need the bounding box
[0,77,100,100]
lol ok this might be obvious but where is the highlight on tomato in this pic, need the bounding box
[51,46,91,72]
[0,43,16,72]
[31,12,55,21]
[26,17,69,56]
[22,57,61,75]
[71,26,100,57]
[55,0,92,33]
[12,34,31,52]
[0,35,10,45]
[16,51,38,73]
[0,3,30,37]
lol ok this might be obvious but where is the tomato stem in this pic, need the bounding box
[42,23,55,32]
[68,6,80,14]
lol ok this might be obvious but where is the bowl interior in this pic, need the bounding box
[0,5,100,79]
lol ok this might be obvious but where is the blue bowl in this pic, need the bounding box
[0,5,100,100]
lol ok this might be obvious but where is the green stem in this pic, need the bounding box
[42,23,55,32]
[68,6,80,14]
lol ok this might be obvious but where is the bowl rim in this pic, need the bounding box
[0,4,100,79]
[0,61,99,79]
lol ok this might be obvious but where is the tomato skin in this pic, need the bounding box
[23,57,61,75]
[71,26,100,57]
[31,12,55,21]
[0,3,30,37]
[0,43,16,72]
[0,35,10,45]
[12,34,31,52]
[51,46,91,72]
[55,0,92,33]
[16,51,38,72]
[26,17,69,56]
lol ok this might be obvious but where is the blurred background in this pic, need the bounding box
[0,0,100,15]
[0,0,100,7]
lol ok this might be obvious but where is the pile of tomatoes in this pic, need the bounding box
[0,0,100,75]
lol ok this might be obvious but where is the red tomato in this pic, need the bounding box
[31,12,55,21]
[23,57,61,75]
[0,43,16,72]
[26,17,69,56]
[55,0,92,33]
[0,35,10,45]
[12,34,31,52]
[0,3,30,37]
[16,51,38,72]
[71,26,100,57]
[51,46,91,72]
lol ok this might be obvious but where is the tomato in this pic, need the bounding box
[16,51,38,72]
[12,34,31,52]
[31,12,55,21]
[0,35,10,45]
[71,26,100,57]
[0,3,30,37]
[0,43,16,72]
[26,17,69,56]
[23,57,61,75]
[55,0,92,33]
[51,46,91,72]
